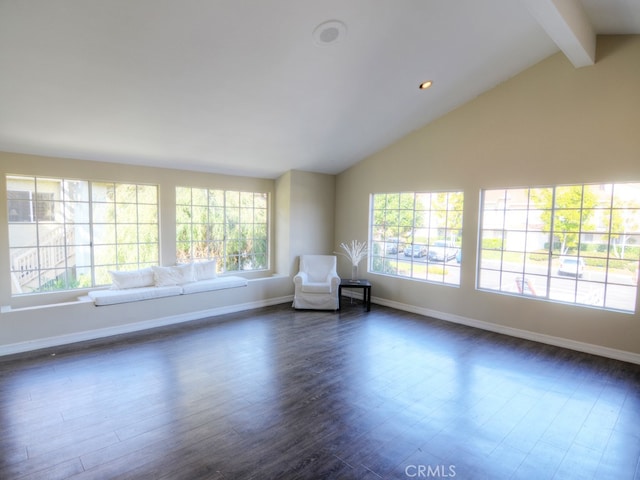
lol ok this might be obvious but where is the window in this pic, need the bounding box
[176,187,268,272]
[479,183,640,312]
[91,182,159,284]
[8,190,55,222]
[370,191,463,285]
[6,175,159,295]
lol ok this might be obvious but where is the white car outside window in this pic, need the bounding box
[558,256,586,278]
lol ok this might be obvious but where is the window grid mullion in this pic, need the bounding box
[88,182,96,287]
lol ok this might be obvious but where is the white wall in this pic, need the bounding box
[335,35,640,360]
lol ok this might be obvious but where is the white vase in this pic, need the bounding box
[351,264,358,282]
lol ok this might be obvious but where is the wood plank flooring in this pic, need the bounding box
[1,302,639,479]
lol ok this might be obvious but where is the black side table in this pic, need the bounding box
[338,279,371,311]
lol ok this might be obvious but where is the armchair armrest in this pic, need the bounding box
[293,271,309,286]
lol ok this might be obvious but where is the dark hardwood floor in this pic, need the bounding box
[1,301,639,479]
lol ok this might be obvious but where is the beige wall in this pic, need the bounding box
[335,35,640,358]
[276,170,336,277]
[274,171,293,276]
[0,153,338,354]
[290,170,336,255]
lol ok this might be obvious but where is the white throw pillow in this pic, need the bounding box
[193,260,217,281]
[175,263,196,283]
[109,268,155,290]
[152,264,195,286]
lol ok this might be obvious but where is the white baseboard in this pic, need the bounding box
[0,295,293,357]
[4,294,638,366]
[373,296,640,365]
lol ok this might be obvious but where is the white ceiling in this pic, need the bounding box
[0,0,639,179]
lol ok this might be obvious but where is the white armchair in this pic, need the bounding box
[293,255,341,310]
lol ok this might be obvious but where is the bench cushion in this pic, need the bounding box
[88,285,183,306]
[87,276,248,306]
[180,276,248,295]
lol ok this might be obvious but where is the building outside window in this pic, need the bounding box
[6,175,159,295]
[478,183,640,312]
[176,187,268,273]
[8,190,55,222]
[370,191,463,285]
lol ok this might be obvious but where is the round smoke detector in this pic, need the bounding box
[312,20,347,46]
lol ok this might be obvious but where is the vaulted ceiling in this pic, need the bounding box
[1,0,639,178]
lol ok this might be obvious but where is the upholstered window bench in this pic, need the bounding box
[85,262,248,306]
[87,276,248,306]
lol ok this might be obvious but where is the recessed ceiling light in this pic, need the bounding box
[419,80,433,90]
[313,20,347,47]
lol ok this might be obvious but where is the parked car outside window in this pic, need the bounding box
[427,240,458,262]
[385,238,404,254]
[558,256,586,278]
[404,244,427,258]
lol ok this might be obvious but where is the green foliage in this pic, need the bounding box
[37,271,82,292]
[76,274,92,288]
[532,185,598,254]
[175,187,268,272]
[623,245,640,260]
[88,181,160,272]
[525,248,639,274]
[371,256,398,275]
[432,191,464,230]
[372,191,464,246]
[527,251,549,262]
[609,196,640,253]
[543,241,563,251]
[482,238,503,250]
[372,193,421,238]
[427,264,447,276]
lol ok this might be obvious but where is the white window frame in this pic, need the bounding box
[176,187,269,273]
[478,183,640,313]
[6,175,159,295]
[369,191,463,285]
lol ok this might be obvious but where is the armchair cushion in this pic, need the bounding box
[301,282,333,294]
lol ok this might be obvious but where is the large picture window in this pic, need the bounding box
[6,175,159,295]
[479,183,640,312]
[370,191,463,285]
[176,187,268,272]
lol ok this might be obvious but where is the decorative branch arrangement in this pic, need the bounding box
[336,240,368,266]
[336,240,368,282]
